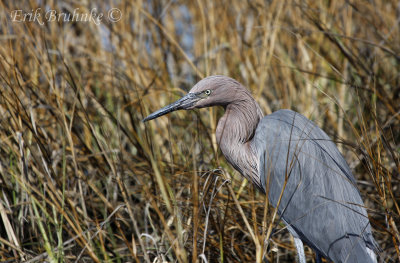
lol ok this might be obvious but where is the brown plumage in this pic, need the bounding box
[190,76,264,189]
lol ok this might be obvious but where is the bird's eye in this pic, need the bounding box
[204,89,211,96]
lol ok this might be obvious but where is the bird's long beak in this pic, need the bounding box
[142,93,199,122]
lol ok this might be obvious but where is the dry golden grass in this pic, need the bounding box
[0,0,399,262]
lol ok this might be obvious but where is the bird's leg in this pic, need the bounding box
[293,237,306,263]
[315,252,322,263]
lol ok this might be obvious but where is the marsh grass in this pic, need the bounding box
[0,0,399,262]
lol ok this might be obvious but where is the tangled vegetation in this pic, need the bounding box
[0,0,399,262]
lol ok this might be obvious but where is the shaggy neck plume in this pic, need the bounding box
[216,88,264,189]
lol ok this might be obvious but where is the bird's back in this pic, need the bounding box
[252,109,378,262]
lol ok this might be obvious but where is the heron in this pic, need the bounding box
[143,75,379,262]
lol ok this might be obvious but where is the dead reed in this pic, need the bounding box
[0,0,399,262]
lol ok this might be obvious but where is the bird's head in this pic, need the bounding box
[142,75,242,122]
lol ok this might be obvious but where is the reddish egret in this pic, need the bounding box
[143,75,379,262]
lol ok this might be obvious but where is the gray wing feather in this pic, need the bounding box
[252,109,378,262]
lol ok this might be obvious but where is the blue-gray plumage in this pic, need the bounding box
[253,110,379,262]
[143,75,379,262]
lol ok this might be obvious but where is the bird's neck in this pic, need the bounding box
[216,96,264,188]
